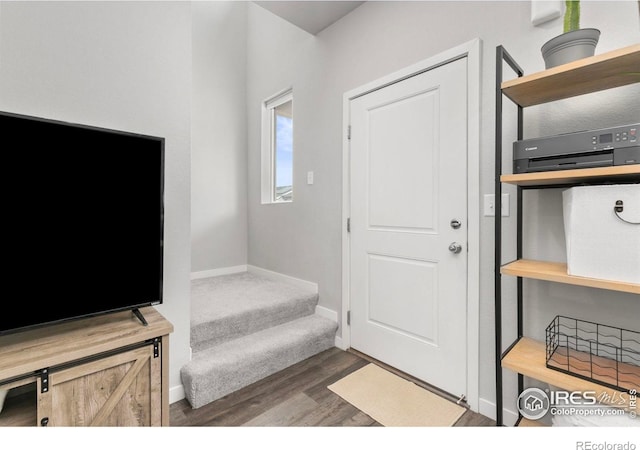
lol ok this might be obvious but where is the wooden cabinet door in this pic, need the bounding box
[37,344,161,426]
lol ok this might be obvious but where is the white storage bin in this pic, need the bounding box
[562,184,640,284]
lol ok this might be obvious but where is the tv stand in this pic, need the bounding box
[132,308,149,326]
[0,306,173,426]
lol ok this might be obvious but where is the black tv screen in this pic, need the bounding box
[0,111,164,335]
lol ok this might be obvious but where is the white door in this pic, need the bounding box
[349,57,468,397]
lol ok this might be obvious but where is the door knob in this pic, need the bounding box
[448,242,462,254]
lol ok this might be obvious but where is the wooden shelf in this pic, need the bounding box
[501,165,640,187]
[501,44,640,107]
[501,260,640,294]
[517,418,547,427]
[502,338,637,410]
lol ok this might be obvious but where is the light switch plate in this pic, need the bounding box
[484,193,510,217]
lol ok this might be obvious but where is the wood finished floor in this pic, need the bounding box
[170,347,495,427]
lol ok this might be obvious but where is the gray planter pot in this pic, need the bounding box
[541,28,601,69]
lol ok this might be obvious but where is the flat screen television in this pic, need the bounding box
[0,111,164,335]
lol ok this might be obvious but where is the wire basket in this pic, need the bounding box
[546,315,640,392]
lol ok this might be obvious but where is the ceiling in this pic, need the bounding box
[253,1,366,35]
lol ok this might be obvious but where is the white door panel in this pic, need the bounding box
[367,254,438,344]
[367,88,439,232]
[349,57,468,397]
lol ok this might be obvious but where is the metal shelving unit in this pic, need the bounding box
[494,44,640,427]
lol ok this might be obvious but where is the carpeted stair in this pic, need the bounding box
[181,271,337,409]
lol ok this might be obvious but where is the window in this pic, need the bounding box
[262,89,293,203]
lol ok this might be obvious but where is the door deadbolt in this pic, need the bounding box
[450,219,461,229]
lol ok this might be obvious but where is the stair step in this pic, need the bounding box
[190,272,318,352]
[181,314,337,409]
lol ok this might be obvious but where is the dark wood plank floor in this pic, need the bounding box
[170,347,495,427]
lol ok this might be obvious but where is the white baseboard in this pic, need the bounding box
[169,384,185,404]
[479,397,518,426]
[315,305,337,322]
[248,265,318,293]
[315,305,345,349]
[190,265,247,280]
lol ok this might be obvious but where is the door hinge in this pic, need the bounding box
[347,125,351,140]
[347,217,351,233]
[347,310,351,326]
[153,337,160,358]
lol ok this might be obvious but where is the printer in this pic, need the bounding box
[513,123,640,174]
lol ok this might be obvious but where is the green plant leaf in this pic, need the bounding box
[564,0,580,33]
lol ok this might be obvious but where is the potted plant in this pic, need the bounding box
[541,0,600,69]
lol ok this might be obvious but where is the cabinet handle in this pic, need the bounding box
[614,200,640,225]
[40,417,49,427]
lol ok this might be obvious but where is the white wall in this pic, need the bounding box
[247,2,339,324]
[0,1,192,396]
[191,1,248,274]
[246,0,640,419]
